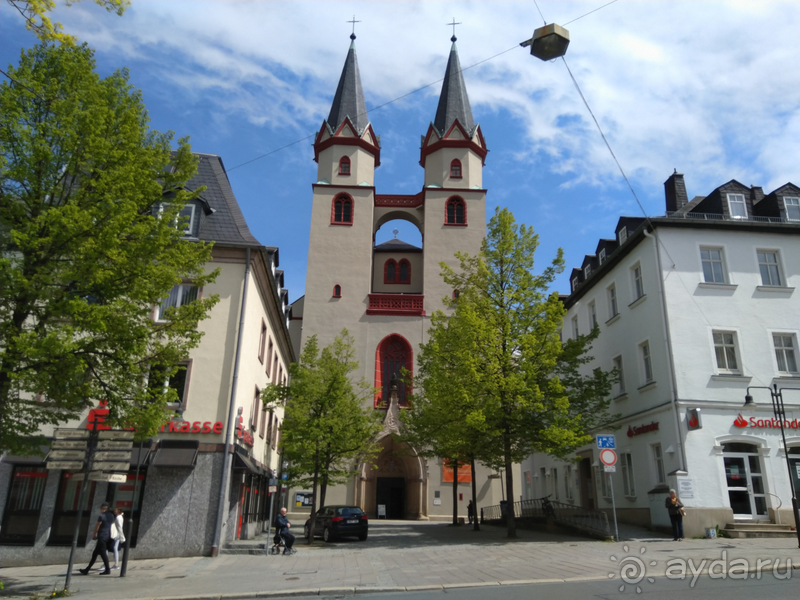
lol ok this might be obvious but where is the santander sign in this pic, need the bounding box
[734,413,800,429]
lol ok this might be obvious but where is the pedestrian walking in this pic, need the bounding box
[665,489,685,541]
[467,500,474,524]
[110,507,126,569]
[79,502,115,575]
[276,507,296,554]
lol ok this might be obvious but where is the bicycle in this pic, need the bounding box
[539,494,556,519]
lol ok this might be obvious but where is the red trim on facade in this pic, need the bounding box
[374,193,424,208]
[332,284,341,298]
[338,156,351,176]
[313,119,381,166]
[331,193,354,225]
[450,159,462,179]
[373,333,414,409]
[382,259,412,285]
[419,122,487,168]
[366,293,424,316]
[445,196,467,226]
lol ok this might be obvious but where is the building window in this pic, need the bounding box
[258,321,267,363]
[0,466,47,545]
[331,195,353,224]
[251,386,260,430]
[160,202,196,237]
[652,444,666,485]
[607,284,618,318]
[713,331,740,374]
[588,301,597,329]
[399,259,410,283]
[375,334,412,408]
[599,248,606,264]
[157,284,198,321]
[785,197,800,221]
[757,251,782,286]
[618,227,627,244]
[259,399,267,438]
[640,341,653,384]
[147,362,190,406]
[571,316,579,339]
[621,453,636,497]
[266,338,273,376]
[332,284,342,298]
[631,264,644,300]
[445,197,466,225]
[565,465,574,500]
[727,193,747,219]
[452,289,460,300]
[613,355,625,396]
[571,278,579,293]
[774,334,798,374]
[48,472,97,546]
[584,265,591,279]
[338,156,351,176]
[384,259,410,284]
[700,247,726,283]
[450,159,462,179]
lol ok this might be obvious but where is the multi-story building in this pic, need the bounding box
[522,172,800,537]
[0,153,295,565]
[288,34,513,521]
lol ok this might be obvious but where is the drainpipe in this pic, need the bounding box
[211,247,251,556]
[643,229,687,472]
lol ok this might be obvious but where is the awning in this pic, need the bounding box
[233,452,262,476]
[1,445,50,465]
[150,440,198,468]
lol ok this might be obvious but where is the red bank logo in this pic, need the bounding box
[733,414,748,428]
[688,413,699,428]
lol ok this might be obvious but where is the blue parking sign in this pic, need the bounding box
[596,435,615,449]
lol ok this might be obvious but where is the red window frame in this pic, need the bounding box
[338,156,351,176]
[450,159,462,179]
[374,334,413,408]
[333,284,342,298]
[445,196,467,226]
[331,194,354,225]
[383,259,411,284]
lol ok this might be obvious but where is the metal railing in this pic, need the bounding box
[483,498,611,539]
[664,212,789,223]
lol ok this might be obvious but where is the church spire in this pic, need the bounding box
[432,38,475,136]
[326,34,369,135]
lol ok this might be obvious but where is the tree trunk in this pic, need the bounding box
[470,457,480,531]
[319,471,328,508]
[306,441,320,545]
[451,459,459,525]
[504,429,516,538]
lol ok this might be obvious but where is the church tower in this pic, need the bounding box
[295,34,510,520]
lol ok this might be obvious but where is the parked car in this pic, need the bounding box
[303,505,368,542]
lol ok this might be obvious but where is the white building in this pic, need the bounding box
[522,172,800,537]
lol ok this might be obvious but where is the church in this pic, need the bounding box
[288,33,516,521]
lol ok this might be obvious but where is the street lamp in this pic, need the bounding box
[744,384,800,548]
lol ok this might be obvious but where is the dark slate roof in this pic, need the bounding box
[433,41,475,136]
[374,239,422,252]
[327,39,369,136]
[186,154,262,247]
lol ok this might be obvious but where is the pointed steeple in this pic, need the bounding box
[327,34,369,135]
[433,38,475,136]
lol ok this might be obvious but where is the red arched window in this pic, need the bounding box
[384,259,396,284]
[374,334,412,408]
[331,194,353,225]
[384,259,411,284]
[398,259,410,283]
[445,197,466,225]
[452,289,460,300]
[338,156,351,176]
[450,159,462,179]
[332,284,341,298]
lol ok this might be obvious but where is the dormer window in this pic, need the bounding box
[571,277,578,292]
[338,156,351,176]
[450,159,462,179]
[331,194,353,224]
[618,227,627,244]
[599,248,606,264]
[727,193,747,219]
[445,197,466,225]
[784,197,799,221]
[584,265,591,279]
[160,202,196,237]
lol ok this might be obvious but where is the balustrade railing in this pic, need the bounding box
[482,498,611,539]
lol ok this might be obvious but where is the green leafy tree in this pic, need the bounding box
[0,42,218,454]
[263,330,381,544]
[5,0,128,44]
[422,207,616,538]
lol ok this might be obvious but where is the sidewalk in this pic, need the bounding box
[1,521,798,599]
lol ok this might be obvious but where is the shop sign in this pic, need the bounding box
[627,421,659,437]
[158,421,225,434]
[734,414,800,429]
[686,408,702,430]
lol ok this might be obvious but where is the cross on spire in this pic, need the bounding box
[348,15,361,40]
[447,17,461,42]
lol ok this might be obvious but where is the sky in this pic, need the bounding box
[1,1,798,302]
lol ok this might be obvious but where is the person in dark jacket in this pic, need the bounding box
[665,489,684,541]
[276,507,296,554]
[79,502,115,574]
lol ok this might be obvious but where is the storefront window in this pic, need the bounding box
[722,443,768,518]
[106,471,146,547]
[0,466,48,545]
[48,472,96,546]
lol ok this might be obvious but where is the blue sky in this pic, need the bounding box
[2,1,798,301]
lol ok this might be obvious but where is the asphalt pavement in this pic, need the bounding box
[1,520,798,600]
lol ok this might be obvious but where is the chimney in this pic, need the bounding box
[750,185,764,205]
[664,169,688,213]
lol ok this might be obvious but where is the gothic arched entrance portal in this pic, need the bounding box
[356,435,427,520]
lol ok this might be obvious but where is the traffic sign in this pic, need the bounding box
[54,429,90,440]
[599,448,617,466]
[91,461,130,471]
[97,440,133,450]
[604,465,616,473]
[93,450,132,462]
[46,461,84,470]
[88,472,128,483]
[98,430,135,440]
[596,435,615,449]
[51,440,88,449]
[107,473,127,483]
[48,450,87,461]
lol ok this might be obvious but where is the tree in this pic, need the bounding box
[6,0,128,44]
[263,330,381,544]
[0,42,218,454]
[424,207,616,538]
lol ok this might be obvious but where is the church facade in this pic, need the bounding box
[288,35,516,521]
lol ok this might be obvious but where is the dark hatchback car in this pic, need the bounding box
[304,505,368,542]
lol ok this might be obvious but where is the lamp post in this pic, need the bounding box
[744,384,800,548]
